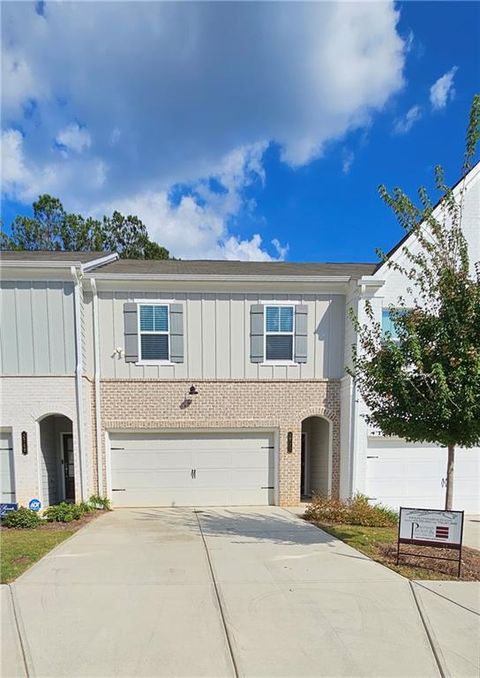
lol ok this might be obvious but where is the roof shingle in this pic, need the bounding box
[90,258,376,277]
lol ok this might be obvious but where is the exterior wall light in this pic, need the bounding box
[189,385,198,395]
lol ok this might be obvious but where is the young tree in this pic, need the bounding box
[350,96,480,510]
[1,195,170,260]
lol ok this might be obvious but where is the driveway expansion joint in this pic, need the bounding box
[194,509,239,678]
[8,584,31,678]
[409,581,449,678]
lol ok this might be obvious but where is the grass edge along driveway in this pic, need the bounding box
[1,528,75,583]
[313,522,480,581]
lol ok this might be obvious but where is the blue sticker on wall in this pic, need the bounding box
[28,499,42,512]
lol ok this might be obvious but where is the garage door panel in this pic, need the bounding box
[112,469,193,490]
[112,450,193,471]
[109,431,275,507]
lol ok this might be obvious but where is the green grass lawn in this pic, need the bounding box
[1,529,75,583]
[314,522,479,581]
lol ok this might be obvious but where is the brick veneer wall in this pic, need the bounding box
[100,379,341,505]
[1,376,78,505]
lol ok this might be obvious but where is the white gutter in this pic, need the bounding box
[348,377,358,497]
[81,253,118,273]
[86,273,354,283]
[71,266,87,500]
[90,278,104,495]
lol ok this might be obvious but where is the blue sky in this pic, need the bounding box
[2,1,479,262]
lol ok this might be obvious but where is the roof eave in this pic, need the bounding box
[85,272,355,283]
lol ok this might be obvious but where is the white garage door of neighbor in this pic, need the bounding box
[0,430,16,504]
[109,431,275,507]
[366,439,480,513]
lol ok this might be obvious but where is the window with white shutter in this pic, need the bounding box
[264,305,294,361]
[138,304,170,361]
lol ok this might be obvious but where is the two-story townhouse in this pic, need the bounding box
[343,161,480,513]
[1,253,377,508]
[79,259,379,508]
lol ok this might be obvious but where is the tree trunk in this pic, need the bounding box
[445,445,455,510]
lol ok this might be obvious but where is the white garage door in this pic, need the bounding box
[109,431,275,507]
[0,430,16,504]
[366,438,480,513]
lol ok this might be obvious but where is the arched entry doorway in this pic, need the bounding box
[301,416,331,498]
[38,414,75,505]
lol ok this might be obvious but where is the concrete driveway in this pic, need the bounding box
[2,507,478,677]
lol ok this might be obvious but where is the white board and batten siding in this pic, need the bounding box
[97,291,346,380]
[365,438,480,514]
[0,281,76,375]
[0,430,16,503]
[109,431,276,507]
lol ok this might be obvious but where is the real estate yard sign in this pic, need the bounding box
[397,507,464,576]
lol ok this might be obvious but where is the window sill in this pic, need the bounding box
[260,361,299,366]
[135,360,175,366]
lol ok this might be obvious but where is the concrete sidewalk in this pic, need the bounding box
[464,515,480,551]
[412,580,480,678]
[2,507,479,677]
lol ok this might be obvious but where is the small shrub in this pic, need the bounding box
[43,502,87,523]
[304,493,398,528]
[88,495,111,511]
[78,501,95,514]
[2,507,42,529]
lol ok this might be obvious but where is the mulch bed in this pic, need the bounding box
[381,541,480,581]
[0,511,102,533]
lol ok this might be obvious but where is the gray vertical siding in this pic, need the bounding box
[96,291,346,380]
[0,281,76,375]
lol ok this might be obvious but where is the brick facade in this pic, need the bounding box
[1,377,78,506]
[100,379,341,505]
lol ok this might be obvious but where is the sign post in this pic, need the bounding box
[397,507,464,577]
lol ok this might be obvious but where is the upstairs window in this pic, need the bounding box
[265,305,294,361]
[139,304,169,361]
[382,308,406,343]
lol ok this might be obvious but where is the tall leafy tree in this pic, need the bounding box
[350,95,480,510]
[1,195,169,259]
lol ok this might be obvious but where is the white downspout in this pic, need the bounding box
[71,266,87,500]
[349,378,358,497]
[91,278,104,496]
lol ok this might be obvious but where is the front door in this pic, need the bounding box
[300,433,307,497]
[62,434,75,502]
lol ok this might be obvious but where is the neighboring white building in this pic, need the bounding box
[342,162,480,513]
[1,163,479,512]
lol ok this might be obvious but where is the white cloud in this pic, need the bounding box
[1,2,407,259]
[1,127,106,202]
[2,129,28,187]
[1,48,42,116]
[109,127,121,146]
[342,149,355,174]
[430,67,458,110]
[56,123,91,153]
[96,143,287,261]
[393,105,423,135]
[271,238,289,260]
